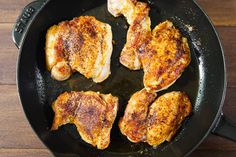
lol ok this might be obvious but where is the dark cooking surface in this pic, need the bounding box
[42,2,200,153]
[15,0,226,157]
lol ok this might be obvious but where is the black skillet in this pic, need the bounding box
[12,0,236,156]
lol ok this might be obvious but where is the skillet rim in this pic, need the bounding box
[182,0,227,156]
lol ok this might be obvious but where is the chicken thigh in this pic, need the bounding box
[146,91,192,146]
[119,89,191,147]
[46,16,113,82]
[51,91,118,149]
[108,0,151,70]
[108,0,191,92]
[140,21,191,92]
[119,89,157,142]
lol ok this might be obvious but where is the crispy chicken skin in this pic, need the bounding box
[146,91,192,146]
[119,89,157,142]
[46,16,113,82]
[51,91,118,149]
[140,21,191,92]
[119,90,191,146]
[108,0,191,92]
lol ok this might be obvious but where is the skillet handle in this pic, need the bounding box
[12,0,46,49]
[212,113,236,141]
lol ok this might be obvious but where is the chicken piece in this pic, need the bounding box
[108,0,136,24]
[146,91,192,146]
[140,21,191,92]
[51,91,118,150]
[119,90,191,147]
[119,89,157,142]
[46,16,113,82]
[119,2,151,70]
[108,0,191,92]
[108,0,151,70]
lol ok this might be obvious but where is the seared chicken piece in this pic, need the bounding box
[119,89,157,142]
[108,0,151,70]
[108,0,191,92]
[140,21,191,92]
[146,91,192,146]
[46,16,113,82]
[51,91,118,149]
[119,90,191,146]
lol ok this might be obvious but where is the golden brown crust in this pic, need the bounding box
[119,89,192,147]
[119,2,151,70]
[146,91,192,146]
[60,17,102,78]
[51,91,118,149]
[119,89,157,142]
[108,0,191,92]
[140,21,191,92]
[46,16,112,82]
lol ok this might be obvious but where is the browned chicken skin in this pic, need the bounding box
[140,21,191,92]
[108,0,191,92]
[119,89,192,146]
[146,91,192,146]
[51,91,118,149]
[46,16,113,82]
[119,89,157,142]
[119,2,151,70]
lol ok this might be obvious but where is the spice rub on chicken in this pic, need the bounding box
[51,91,118,150]
[140,21,191,92]
[119,89,157,143]
[119,89,192,147]
[46,16,113,82]
[108,0,191,92]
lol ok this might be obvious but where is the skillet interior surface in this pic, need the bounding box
[17,0,226,156]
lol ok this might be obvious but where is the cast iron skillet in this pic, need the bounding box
[12,0,236,156]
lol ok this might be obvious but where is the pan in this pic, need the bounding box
[12,0,236,156]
